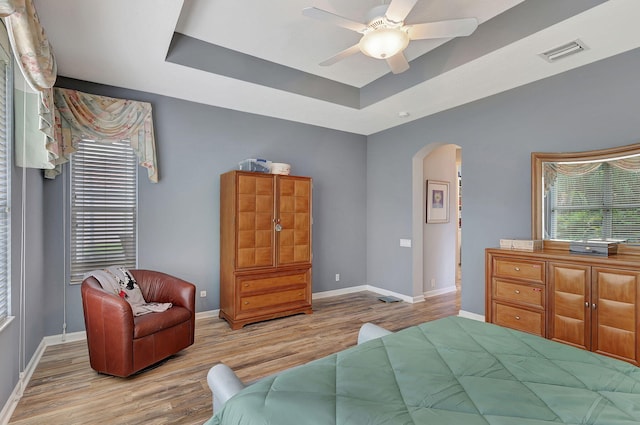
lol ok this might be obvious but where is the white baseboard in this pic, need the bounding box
[458,310,485,322]
[423,285,458,298]
[0,336,47,425]
[196,309,219,319]
[313,285,423,304]
[43,330,87,346]
[312,285,368,299]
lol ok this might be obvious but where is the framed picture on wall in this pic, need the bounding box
[426,180,449,223]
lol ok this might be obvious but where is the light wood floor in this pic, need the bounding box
[9,290,460,425]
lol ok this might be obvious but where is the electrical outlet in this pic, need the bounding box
[200,290,207,298]
[400,239,412,247]
[335,274,340,281]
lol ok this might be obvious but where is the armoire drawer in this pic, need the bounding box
[494,258,544,282]
[239,288,308,313]
[238,271,308,294]
[494,303,544,337]
[493,279,544,308]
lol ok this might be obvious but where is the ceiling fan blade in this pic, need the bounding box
[386,52,410,74]
[408,18,478,40]
[302,7,367,33]
[319,44,361,66]
[385,0,418,23]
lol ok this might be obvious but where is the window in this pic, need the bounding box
[0,34,10,328]
[532,144,640,251]
[70,139,137,284]
[545,159,640,242]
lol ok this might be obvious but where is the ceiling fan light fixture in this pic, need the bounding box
[359,27,409,59]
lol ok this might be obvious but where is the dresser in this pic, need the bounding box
[220,171,312,329]
[486,248,640,365]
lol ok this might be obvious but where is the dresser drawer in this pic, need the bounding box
[494,279,544,308]
[238,270,308,293]
[494,303,544,336]
[239,288,308,313]
[494,258,544,282]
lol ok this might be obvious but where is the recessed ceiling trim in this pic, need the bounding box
[166,33,361,109]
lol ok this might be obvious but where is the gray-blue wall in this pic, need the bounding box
[367,47,640,315]
[43,77,368,335]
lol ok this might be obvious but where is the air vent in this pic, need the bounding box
[540,39,588,63]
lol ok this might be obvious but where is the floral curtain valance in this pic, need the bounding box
[1,0,56,90]
[543,155,640,192]
[1,0,57,166]
[46,88,158,183]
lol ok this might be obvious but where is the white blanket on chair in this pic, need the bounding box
[85,267,172,316]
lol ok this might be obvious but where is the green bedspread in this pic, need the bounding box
[206,316,640,424]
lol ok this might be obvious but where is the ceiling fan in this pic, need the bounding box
[302,0,478,74]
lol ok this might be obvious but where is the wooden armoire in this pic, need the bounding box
[219,170,312,329]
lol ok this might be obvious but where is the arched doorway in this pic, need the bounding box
[411,143,461,299]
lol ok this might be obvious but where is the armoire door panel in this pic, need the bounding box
[294,246,310,262]
[294,230,309,245]
[238,195,256,212]
[279,196,294,212]
[235,173,275,269]
[279,213,295,229]
[255,176,274,194]
[279,246,295,264]
[295,196,310,212]
[277,176,311,267]
[278,178,295,195]
[294,179,310,197]
[295,213,310,230]
[238,212,255,231]
[259,198,274,211]
[255,230,272,248]
[279,229,294,246]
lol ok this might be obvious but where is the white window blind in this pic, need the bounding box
[70,139,137,284]
[0,48,10,327]
[547,160,640,243]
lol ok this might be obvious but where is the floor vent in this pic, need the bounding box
[378,296,401,303]
[540,39,588,62]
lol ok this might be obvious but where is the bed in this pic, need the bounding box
[204,316,640,424]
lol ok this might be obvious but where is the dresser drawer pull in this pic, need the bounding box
[514,267,520,271]
[515,315,521,320]
[585,302,589,308]
[514,289,520,294]
[244,283,249,287]
[592,303,597,310]
[244,301,249,305]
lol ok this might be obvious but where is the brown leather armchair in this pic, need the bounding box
[81,269,196,377]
